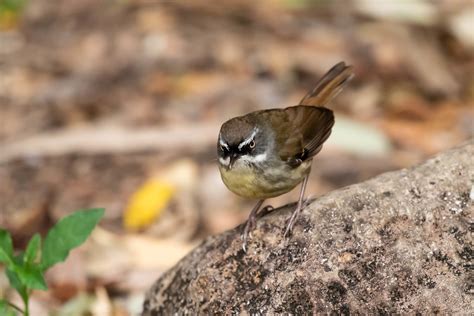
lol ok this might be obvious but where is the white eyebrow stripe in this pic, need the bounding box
[238,128,258,150]
[219,138,229,150]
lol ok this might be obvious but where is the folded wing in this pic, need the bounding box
[276,106,334,166]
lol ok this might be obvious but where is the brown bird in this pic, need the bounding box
[217,62,354,251]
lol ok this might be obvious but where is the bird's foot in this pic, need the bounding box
[283,203,305,238]
[241,216,256,252]
[241,205,274,252]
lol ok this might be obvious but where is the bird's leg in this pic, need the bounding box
[242,199,264,252]
[284,175,309,237]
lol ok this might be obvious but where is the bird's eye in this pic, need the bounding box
[249,140,255,149]
[220,145,227,152]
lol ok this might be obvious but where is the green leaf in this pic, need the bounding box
[5,269,27,302]
[13,264,47,290]
[0,229,14,260]
[7,249,47,291]
[41,208,104,270]
[24,234,41,265]
[0,247,14,268]
[0,299,18,316]
[0,0,27,13]
[0,229,13,255]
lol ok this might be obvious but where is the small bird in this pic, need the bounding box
[217,62,353,251]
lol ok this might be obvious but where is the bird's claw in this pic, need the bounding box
[283,219,293,238]
[241,217,256,252]
[284,203,305,238]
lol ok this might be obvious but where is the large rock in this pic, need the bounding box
[143,143,473,314]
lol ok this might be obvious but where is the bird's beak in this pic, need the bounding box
[228,153,238,170]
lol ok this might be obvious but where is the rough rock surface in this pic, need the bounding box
[143,143,473,315]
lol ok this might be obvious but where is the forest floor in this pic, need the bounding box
[0,0,473,314]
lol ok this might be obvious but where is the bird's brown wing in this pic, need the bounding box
[262,62,352,166]
[270,106,334,166]
[273,62,352,165]
[299,61,353,107]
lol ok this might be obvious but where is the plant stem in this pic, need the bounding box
[24,293,29,316]
[6,301,23,313]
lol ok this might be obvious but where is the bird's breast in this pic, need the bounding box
[218,159,311,199]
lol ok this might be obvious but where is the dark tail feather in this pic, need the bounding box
[299,62,354,107]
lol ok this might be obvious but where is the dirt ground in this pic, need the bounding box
[0,0,473,314]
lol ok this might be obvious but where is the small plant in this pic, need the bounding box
[0,208,105,315]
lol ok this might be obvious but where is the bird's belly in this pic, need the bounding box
[219,161,311,199]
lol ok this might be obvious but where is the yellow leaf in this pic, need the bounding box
[0,11,19,30]
[123,179,175,230]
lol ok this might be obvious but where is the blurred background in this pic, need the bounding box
[0,0,473,314]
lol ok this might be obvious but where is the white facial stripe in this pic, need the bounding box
[253,153,267,162]
[238,128,258,150]
[239,152,267,164]
[219,156,230,166]
[219,138,229,150]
